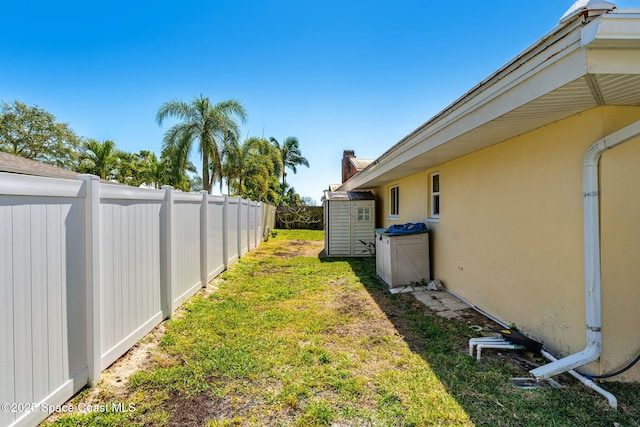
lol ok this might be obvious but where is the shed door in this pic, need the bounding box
[328,201,351,255]
[351,201,375,256]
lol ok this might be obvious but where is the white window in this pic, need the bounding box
[356,207,371,222]
[430,173,440,218]
[390,185,399,217]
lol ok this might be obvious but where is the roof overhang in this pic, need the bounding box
[349,157,374,171]
[0,151,79,179]
[324,190,376,201]
[340,11,640,191]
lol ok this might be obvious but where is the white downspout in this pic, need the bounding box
[530,119,640,380]
[540,349,617,409]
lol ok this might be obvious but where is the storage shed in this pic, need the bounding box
[323,191,375,257]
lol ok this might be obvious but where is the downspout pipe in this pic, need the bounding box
[541,349,617,409]
[530,119,640,380]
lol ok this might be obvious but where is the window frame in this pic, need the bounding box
[389,185,400,218]
[430,172,440,219]
[356,206,371,222]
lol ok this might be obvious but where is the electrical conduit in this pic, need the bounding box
[530,119,640,382]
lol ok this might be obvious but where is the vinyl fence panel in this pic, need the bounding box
[248,202,257,250]
[0,174,88,427]
[255,203,263,247]
[207,195,225,280]
[262,203,276,239]
[171,193,202,311]
[226,197,239,265]
[240,199,249,256]
[99,185,164,370]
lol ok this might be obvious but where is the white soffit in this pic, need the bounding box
[346,78,600,188]
[597,74,640,105]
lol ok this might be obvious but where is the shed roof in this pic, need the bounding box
[325,191,375,201]
[340,7,640,191]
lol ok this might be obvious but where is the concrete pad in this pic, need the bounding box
[411,291,434,303]
[436,310,461,319]
[426,303,449,312]
[409,289,472,318]
[440,299,471,311]
[414,296,448,311]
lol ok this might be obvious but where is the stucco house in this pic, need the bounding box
[339,1,640,384]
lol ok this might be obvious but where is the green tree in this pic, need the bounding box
[160,141,197,192]
[252,140,283,203]
[259,175,283,205]
[223,136,281,200]
[137,150,166,189]
[78,139,118,180]
[112,150,139,185]
[269,136,309,186]
[0,100,81,169]
[279,182,303,206]
[156,96,247,194]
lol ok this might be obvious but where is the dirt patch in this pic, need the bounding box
[44,321,171,423]
[103,324,168,388]
[161,382,296,426]
[161,390,254,426]
[273,239,323,258]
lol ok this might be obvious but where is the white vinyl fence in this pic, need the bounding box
[0,172,267,427]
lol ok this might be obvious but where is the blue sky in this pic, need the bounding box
[2,1,638,203]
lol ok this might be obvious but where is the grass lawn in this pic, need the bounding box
[46,229,640,426]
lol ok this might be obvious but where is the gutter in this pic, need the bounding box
[530,118,640,380]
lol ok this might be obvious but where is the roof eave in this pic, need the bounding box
[340,12,640,192]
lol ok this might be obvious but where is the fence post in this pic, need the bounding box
[200,190,209,288]
[161,186,174,318]
[223,195,229,269]
[79,174,101,384]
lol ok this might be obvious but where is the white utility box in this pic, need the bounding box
[375,228,430,288]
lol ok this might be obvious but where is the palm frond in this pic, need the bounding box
[156,100,192,126]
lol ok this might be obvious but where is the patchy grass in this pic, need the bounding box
[45,229,640,426]
[269,228,324,242]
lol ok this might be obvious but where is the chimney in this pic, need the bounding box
[342,150,356,183]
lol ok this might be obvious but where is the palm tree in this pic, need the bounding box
[223,136,279,199]
[156,96,247,193]
[137,150,166,189]
[160,141,197,191]
[279,182,303,206]
[78,139,118,179]
[112,150,138,185]
[269,136,309,186]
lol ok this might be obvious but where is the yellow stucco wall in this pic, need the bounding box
[376,173,429,226]
[599,112,640,381]
[373,106,640,380]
